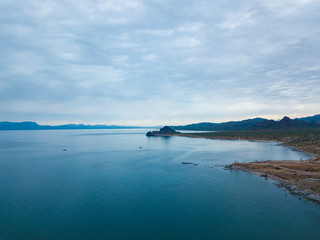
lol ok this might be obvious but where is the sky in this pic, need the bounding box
[1,0,320,126]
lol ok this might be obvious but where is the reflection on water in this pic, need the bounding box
[0,129,319,240]
[147,134,173,147]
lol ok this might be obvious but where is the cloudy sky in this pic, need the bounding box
[1,0,320,126]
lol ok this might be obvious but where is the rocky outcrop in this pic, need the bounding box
[146,126,179,136]
[285,133,320,155]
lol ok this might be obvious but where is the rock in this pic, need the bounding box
[260,173,268,178]
[146,126,179,136]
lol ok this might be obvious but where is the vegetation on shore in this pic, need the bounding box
[172,116,320,154]
[180,129,320,155]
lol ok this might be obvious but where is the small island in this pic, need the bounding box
[146,126,180,136]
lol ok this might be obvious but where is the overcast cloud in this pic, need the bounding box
[1,0,320,125]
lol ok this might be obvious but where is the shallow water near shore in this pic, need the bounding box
[0,129,319,240]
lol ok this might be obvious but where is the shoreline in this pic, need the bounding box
[151,132,320,204]
[197,134,320,204]
[162,132,320,157]
[226,160,320,204]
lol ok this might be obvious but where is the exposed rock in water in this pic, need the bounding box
[146,126,179,136]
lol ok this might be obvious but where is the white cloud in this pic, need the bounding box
[137,29,174,36]
[63,65,124,89]
[1,0,320,124]
[3,24,35,37]
[137,22,205,36]
[113,55,130,65]
[261,0,315,16]
[96,0,142,12]
[304,65,320,71]
[220,10,256,30]
[15,0,145,26]
[142,54,157,61]
[77,0,145,24]
[172,38,201,48]
[177,22,206,33]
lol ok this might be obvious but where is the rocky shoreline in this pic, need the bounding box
[147,126,320,204]
[226,160,320,204]
[203,134,320,204]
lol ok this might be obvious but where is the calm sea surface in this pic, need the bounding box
[0,129,319,240]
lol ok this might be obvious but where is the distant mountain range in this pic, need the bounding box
[2,114,320,131]
[172,114,320,131]
[0,121,142,130]
[172,118,268,131]
[252,116,320,130]
[296,114,320,123]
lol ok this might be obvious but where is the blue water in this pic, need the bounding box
[0,129,319,240]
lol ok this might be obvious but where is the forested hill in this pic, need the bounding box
[251,116,320,130]
[296,114,320,123]
[171,118,267,131]
[171,114,320,131]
